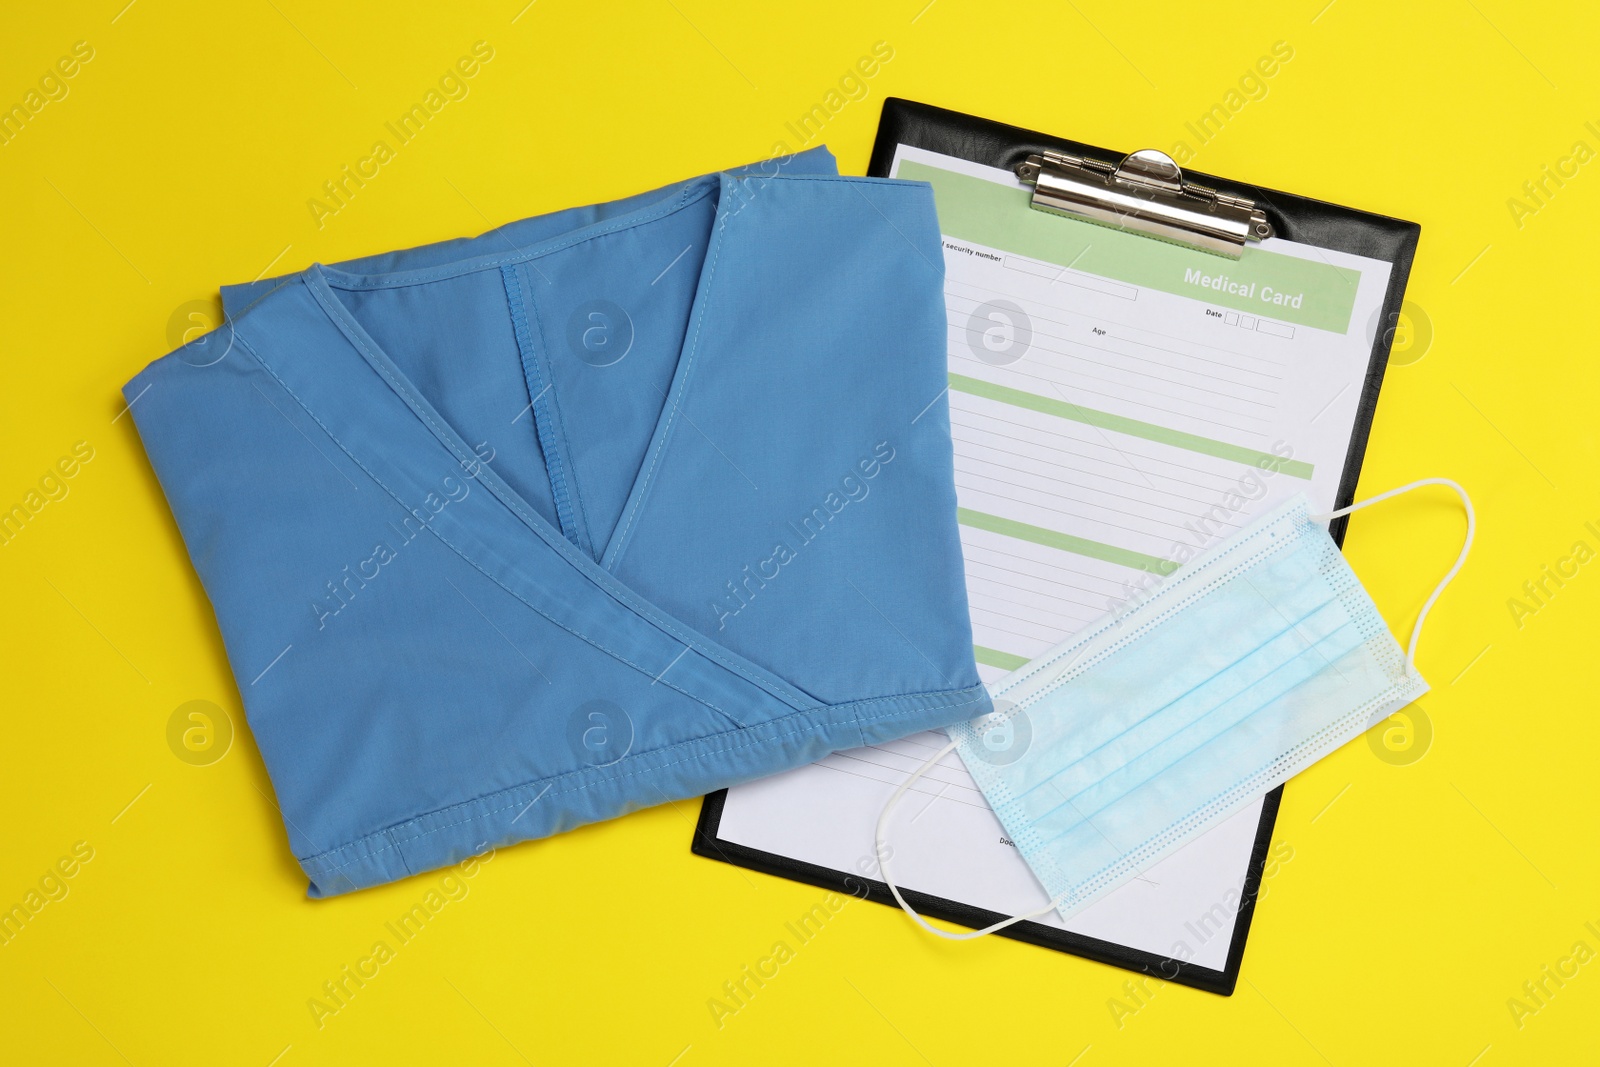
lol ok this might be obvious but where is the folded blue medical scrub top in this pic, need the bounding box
[125,148,988,896]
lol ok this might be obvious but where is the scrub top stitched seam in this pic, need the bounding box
[314,173,935,292]
[314,180,716,292]
[312,178,718,566]
[293,275,819,711]
[300,683,992,876]
[266,176,919,299]
[232,326,752,723]
[223,278,294,324]
[500,263,588,553]
[602,174,733,570]
[306,687,993,878]
[512,262,598,558]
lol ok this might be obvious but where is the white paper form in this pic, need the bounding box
[715,146,1394,970]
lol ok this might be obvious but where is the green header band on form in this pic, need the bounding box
[900,159,1362,334]
[949,373,1315,480]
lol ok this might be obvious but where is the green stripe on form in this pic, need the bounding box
[958,507,1175,575]
[948,373,1314,480]
[972,645,1030,672]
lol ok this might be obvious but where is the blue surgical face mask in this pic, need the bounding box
[878,479,1473,939]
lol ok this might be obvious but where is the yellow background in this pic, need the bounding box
[2,1,1596,1063]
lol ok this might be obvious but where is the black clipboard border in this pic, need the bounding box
[695,98,1421,997]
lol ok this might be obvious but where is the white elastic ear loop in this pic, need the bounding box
[1309,477,1474,676]
[875,736,1063,940]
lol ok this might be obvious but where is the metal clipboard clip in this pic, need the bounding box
[1015,148,1273,259]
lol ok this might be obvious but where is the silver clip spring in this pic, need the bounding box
[1016,148,1273,258]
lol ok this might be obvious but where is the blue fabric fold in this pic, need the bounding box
[125,147,986,896]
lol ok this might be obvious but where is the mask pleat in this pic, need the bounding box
[950,492,1449,918]
[1026,598,1355,825]
[1009,540,1335,805]
[1026,610,1366,852]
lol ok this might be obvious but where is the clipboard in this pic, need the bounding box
[694,98,1421,995]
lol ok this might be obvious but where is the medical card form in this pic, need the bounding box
[706,144,1398,979]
